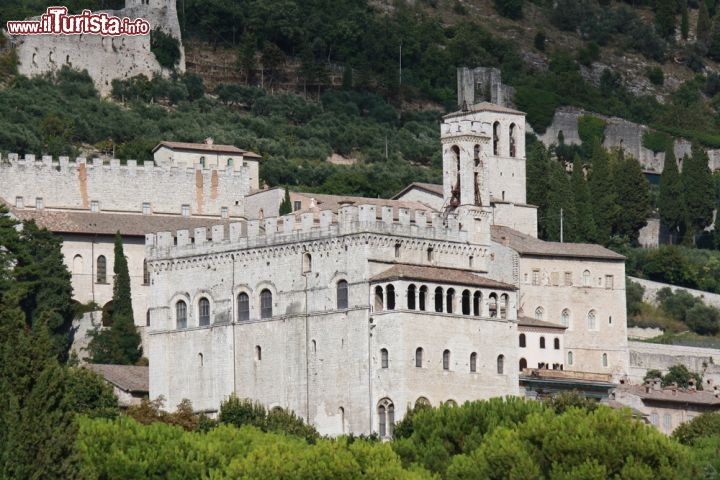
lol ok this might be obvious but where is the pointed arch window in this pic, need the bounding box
[377,398,394,437]
[199,298,210,326]
[561,308,570,327]
[337,280,348,310]
[587,309,597,330]
[237,292,250,321]
[176,300,187,329]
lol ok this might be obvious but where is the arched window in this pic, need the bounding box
[493,121,500,155]
[407,284,416,310]
[535,306,544,320]
[554,338,560,350]
[198,298,210,326]
[146,309,150,327]
[489,293,498,318]
[519,333,526,348]
[445,399,458,407]
[176,300,187,329]
[381,348,389,368]
[583,270,591,286]
[497,354,505,374]
[260,289,273,319]
[419,286,427,311]
[199,156,206,168]
[434,287,443,313]
[443,349,450,370]
[539,336,546,349]
[374,286,384,312]
[386,284,396,310]
[473,291,481,316]
[568,351,574,366]
[461,290,471,315]
[451,145,461,196]
[587,310,597,330]
[602,353,608,367]
[227,158,234,167]
[415,397,430,408]
[377,398,394,437]
[302,253,312,273]
[500,294,509,319]
[143,259,150,284]
[73,254,83,275]
[509,123,517,157]
[96,255,106,283]
[311,340,316,353]
[337,280,348,310]
[561,308,570,327]
[198,352,203,367]
[519,358,527,371]
[470,352,477,372]
[415,347,423,368]
[256,345,262,360]
[474,144,481,164]
[446,288,455,314]
[237,293,250,321]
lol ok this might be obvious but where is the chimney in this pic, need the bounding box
[689,378,696,391]
[671,382,677,395]
[205,137,214,146]
[652,378,661,391]
[644,380,652,394]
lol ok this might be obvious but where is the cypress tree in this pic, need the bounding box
[545,161,576,242]
[682,145,715,244]
[658,148,685,244]
[698,1,712,46]
[570,157,597,243]
[87,233,142,364]
[612,152,651,244]
[279,186,292,215]
[587,141,617,245]
[681,1,689,40]
[654,0,677,39]
[526,142,552,239]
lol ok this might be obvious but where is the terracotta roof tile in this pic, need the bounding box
[86,364,149,393]
[617,384,720,406]
[370,264,516,290]
[293,192,432,218]
[153,141,261,158]
[517,316,567,329]
[444,101,525,119]
[391,182,444,200]
[492,225,625,260]
[8,206,234,237]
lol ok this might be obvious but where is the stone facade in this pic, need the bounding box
[10,0,185,96]
[146,102,630,436]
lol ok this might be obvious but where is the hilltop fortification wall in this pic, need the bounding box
[9,0,185,96]
[0,153,249,217]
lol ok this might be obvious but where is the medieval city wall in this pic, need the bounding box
[0,154,250,217]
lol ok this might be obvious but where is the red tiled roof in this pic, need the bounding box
[617,384,720,406]
[492,225,625,261]
[86,364,148,394]
[517,316,567,330]
[370,264,516,290]
[153,141,261,158]
[443,101,525,119]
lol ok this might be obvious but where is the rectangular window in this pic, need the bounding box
[181,204,190,217]
[90,200,99,212]
[605,275,614,289]
[564,271,573,286]
[35,197,43,209]
[293,201,301,211]
[532,269,540,286]
[142,202,150,215]
[550,272,559,286]
[15,196,23,208]
[663,414,671,429]
[221,207,229,219]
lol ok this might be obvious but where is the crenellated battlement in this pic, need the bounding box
[0,153,248,177]
[145,203,491,260]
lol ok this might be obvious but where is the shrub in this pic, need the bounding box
[150,28,181,69]
[646,66,664,86]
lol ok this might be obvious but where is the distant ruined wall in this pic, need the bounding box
[628,341,720,384]
[628,276,720,310]
[0,154,249,217]
[535,107,712,174]
[10,0,185,96]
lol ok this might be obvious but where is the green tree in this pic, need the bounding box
[238,32,257,85]
[655,0,678,39]
[588,141,617,244]
[626,278,645,317]
[279,186,292,215]
[662,364,702,389]
[681,1,689,39]
[493,0,523,19]
[526,142,552,239]
[87,233,142,365]
[571,158,596,242]
[673,411,720,444]
[545,160,576,242]
[658,148,685,244]
[682,145,715,244]
[698,1,712,45]
[612,152,650,244]
[150,28,181,69]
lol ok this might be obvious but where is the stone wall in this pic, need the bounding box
[628,276,720,310]
[628,341,720,384]
[11,0,185,96]
[0,154,250,217]
[457,67,515,108]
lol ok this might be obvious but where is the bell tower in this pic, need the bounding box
[441,101,531,241]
